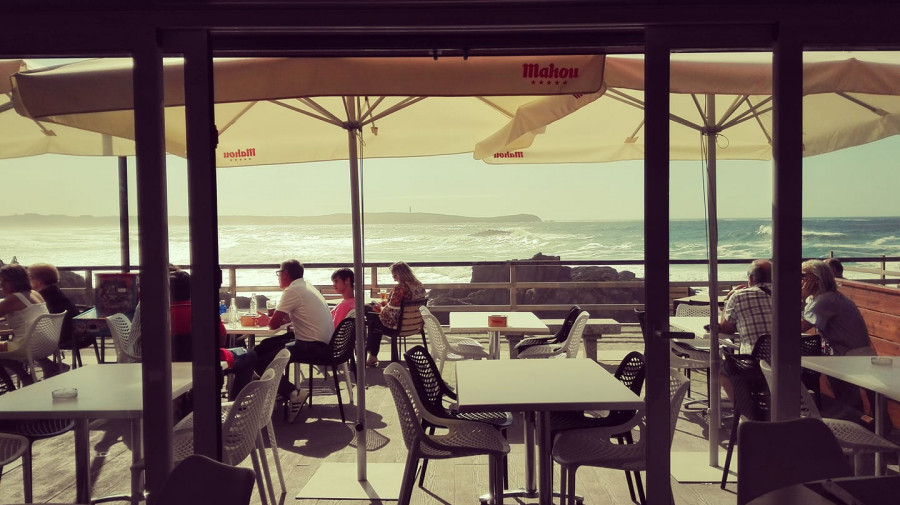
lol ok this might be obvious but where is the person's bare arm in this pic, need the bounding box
[268,310,290,330]
[719,315,737,334]
[800,319,814,332]
[0,295,24,318]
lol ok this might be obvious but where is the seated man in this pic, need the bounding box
[253,259,333,422]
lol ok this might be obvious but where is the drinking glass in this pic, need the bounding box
[266,299,277,317]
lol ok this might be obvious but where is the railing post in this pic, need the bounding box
[881,255,886,282]
[371,266,378,297]
[84,269,94,305]
[228,267,237,299]
[509,262,518,311]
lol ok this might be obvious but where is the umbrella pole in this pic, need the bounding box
[118,156,130,272]
[705,94,721,468]
[345,105,368,482]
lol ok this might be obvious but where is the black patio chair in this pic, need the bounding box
[514,305,582,352]
[403,345,513,488]
[292,317,356,423]
[721,353,770,489]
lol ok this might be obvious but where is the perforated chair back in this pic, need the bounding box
[105,310,141,363]
[403,345,456,418]
[420,306,450,365]
[156,454,256,505]
[751,334,773,362]
[222,368,278,466]
[723,354,770,422]
[553,305,583,343]
[675,303,711,317]
[24,312,66,382]
[329,317,356,364]
[558,311,590,358]
[737,418,850,505]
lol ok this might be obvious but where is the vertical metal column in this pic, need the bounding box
[133,37,173,504]
[771,29,804,421]
[704,94,722,466]
[118,156,130,272]
[181,29,223,459]
[644,30,673,504]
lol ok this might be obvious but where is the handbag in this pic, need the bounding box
[379,303,402,329]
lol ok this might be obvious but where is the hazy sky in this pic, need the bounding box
[1,134,898,222]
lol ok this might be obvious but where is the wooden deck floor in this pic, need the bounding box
[0,331,829,505]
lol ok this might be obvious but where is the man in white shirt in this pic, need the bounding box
[254,259,333,421]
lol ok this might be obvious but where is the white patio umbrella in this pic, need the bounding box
[473,51,900,473]
[9,54,607,492]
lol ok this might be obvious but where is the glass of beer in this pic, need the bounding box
[266,299,277,317]
[380,290,388,305]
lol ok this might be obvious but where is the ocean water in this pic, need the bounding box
[3,217,899,289]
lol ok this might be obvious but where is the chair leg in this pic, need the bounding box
[616,434,637,502]
[634,471,646,505]
[566,464,578,505]
[418,426,436,488]
[331,365,346,423]
[398,452,420,505]
[308,364,314,408]
[248,445,270,505]
[255,433,277,505]
[23,444,33,503]
[559,465,568,505]
[265,420,287,497]
[340,362,355,405]
[721,413,740,489]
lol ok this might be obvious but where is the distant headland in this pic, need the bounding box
[0,212,542,227]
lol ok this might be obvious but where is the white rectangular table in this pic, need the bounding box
[224,323,285,349]
[802,356,900,474]
[449,312,549,359]
[670,316,739,350]
[456,359,643,505]
[0,363,193,504]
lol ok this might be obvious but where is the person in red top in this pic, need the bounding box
[169,268,255,400]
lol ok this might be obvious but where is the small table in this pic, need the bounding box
[670,316,740,350]
[672,293,726,314]
[0,363,193,504]
[802,356,900,474]
[456,359,643,505]
[224,324,285,349]
[747,475,900,505]
[449,312,548,359]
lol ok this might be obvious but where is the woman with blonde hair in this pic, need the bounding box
[365,261,426,367]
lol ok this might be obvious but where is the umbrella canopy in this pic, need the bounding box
[11,55,606,166]
[472,51,900,473]
[474,53,900,163]
[1,59,135,159]
[8,53,607,490]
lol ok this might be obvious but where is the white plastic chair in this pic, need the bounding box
[105,306,142,363]
[172,368,280,505]
[419,306,489,374]
[384,363,509,505]
[517,311,590,359]
[174,348,291,502]
[674,303,711,317]
[759,362,900,475]
[552,369,690,505]
[0,432,29,497]
[22,312,66,383]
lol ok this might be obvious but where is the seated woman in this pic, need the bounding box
[0,264,59,385]
[28,263,89,355]
[365,261,426,367]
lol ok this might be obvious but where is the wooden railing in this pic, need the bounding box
[58,256,900,317]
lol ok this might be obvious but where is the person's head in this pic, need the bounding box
[389,261,419,285]
[747,259,772,285]
[277,260,304,289]
[331,268,354,297]
[802,259,837,295]
[169,269,191,302]
[28,263,60,290]
[825,258,844,279]
[0,264,32,296]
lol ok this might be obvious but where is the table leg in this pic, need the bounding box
[131,419,144,505]
[537,412,553,505]
[524,411,537,496]
[489,331,500,360]
[74,419,91,503]
[875,393,885,476]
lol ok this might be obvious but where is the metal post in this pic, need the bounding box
[644,29,673,505]
[118,156,130,272]
[133,36,173,504]
[705,94,722,467]
[771,28,804,421]
[180,29,222,460]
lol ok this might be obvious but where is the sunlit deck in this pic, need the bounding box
[2,330,889,505]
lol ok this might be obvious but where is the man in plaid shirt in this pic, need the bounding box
[720,259,773,354]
